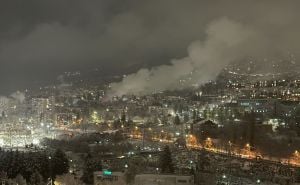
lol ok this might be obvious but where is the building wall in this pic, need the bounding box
[134,174,194,185]
[94,171,126,185]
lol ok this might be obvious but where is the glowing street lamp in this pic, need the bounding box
[294,150,299,157]
[228,141,233,155]
[256,179,261,184]
[187,135,197,146]
[293,150,300,164]
[245,143,251,151]
[205,137,213,149]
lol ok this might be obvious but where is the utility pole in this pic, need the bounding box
[142,126,145,150]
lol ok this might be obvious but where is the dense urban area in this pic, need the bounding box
[2,1,300,184]
[0,60,300,185]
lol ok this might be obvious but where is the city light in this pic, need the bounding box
[1,2,300,184]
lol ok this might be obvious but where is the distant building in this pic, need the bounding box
[134,174,194,185]
[237,99,271,113]
[56,112,77,125]
[31,97,54,124]
[93,170,125,185]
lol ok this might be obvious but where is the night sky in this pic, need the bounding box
[0,0,300,94]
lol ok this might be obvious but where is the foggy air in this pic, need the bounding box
[0,1,300,185]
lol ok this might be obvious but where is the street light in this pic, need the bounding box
[48,156,53,185]
[245,143,251,152]
[228,141,232,155]
[205,137,213,149]
[156,168,159,173]
[256,179,261,184]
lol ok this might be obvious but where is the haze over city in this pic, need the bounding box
[1,1,300,185]
[1,0,300,94]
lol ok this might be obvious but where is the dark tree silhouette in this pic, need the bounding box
[30,171,43,185]
[295,167,300,182]
[174,114,181,125]
[82,153,102,184]
[197,150,210,172]
[160,145,174,173]
[51,149,69,178]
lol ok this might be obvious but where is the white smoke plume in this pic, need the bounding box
[10,91,25,103]
[0,96,9,115]
[108,17,255,97]
[0,96,9,106]
[0,91,25,114]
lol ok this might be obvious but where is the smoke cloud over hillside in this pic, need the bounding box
[1,1,300,93]
[0,91,25,114]
[10,91,25,103]
[108,18,255,96]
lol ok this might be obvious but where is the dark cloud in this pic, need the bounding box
[0,0,300,93]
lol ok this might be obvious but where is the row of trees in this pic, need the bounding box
[42,131,127,154]
[81,153,102,184]
[121,145,175,184]
[160,145,174,173]
[0,148,69,184]
[192,112,300,157]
